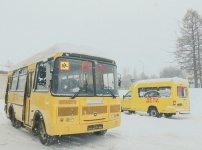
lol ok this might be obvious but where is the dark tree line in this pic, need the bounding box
[120,66,182,90]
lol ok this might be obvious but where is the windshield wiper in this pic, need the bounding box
[71,87,83,99]
[71,73,88,99]
[106,89,116,98]
[101,84,116,98]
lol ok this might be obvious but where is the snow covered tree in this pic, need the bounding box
[175,9,202,88]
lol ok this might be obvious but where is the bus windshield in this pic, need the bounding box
[51,58,118,97]
[95,62,118,96]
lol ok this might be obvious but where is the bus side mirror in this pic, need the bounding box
[117,73,121,87]
[38,66,46,85]
[123,95,125,99]
[118,79,121,87]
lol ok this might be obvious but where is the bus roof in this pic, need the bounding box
[129,77,188,90]
[10,43,114,71]
[135,77,188,84]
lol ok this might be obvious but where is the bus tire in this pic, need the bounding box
[38,119,55,145]
[10,110,22,128]
[149,107,158,117]
[93,130,107,136]
[157,113,163,118]
[164,113,173,118]
[129,111,135,114]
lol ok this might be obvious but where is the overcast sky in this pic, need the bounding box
[1,0,202,76]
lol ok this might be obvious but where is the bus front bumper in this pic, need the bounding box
[162,106,190,114]
[46,118,121,136]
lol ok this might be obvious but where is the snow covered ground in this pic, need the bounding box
[0,89,202,150]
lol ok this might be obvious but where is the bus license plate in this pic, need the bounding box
[87,124,103,131]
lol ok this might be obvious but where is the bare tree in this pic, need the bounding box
[176,9,202,88]
[159,66,183,78]
[122,67,133,89]
[196,26,202,87]
[150,74,158,79]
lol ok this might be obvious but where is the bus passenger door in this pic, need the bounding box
[24,72,33,125]
[4,77,11,115]
[122,91,132,110]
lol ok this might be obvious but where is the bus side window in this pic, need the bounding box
[17,68,27,91]
[177,86,188,98]
[138,88,145,97]
[10,71,19,91]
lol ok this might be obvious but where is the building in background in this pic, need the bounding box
[0,66,9,99]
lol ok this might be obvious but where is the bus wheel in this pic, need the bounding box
[93,130,107,136]
[149,108,158,117]
[11,112,21,128]
[129,111,135,114]
[157,113,163,118]
[164,113,173,118]
[38,120,55,145]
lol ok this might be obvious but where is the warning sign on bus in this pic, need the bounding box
[60,61,70,71]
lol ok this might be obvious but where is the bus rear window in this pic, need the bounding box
[177,86,188,98]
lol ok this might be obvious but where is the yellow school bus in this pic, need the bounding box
[121,78,190,118]
[4,44,121,145]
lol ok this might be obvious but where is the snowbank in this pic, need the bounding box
[190,88,202,114]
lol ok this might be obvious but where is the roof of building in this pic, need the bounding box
[0,66,9,73]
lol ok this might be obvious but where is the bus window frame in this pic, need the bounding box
[34,60,52,92]
[50,57,118,97]
[138,86,172,98]
[10,67,28,92]
[16,68,28,92]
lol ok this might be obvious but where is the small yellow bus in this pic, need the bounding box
[121,78,190,118]
[4,44,121,145]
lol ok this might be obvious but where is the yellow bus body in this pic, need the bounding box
[121,78,190,117]
[4,44,121,145]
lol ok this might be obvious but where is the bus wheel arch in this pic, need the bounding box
[33,111,56,145]
[148,106,158,117]
[33,110,43,134]
[8,105,22,128]
[8,105,14,120]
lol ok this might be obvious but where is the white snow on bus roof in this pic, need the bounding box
[134,77,188,84]
[10,43,112,71]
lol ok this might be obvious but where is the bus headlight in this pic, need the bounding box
[66,118,74,122]
[111,114,119,118]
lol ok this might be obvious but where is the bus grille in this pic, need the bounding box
[110,105,120,113]
[58,107,78,116]
[82,106,107,115]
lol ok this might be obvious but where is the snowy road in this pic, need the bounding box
[1,107,202,150]
[0,89,202,150]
